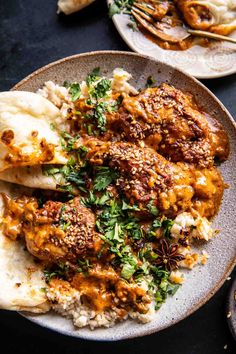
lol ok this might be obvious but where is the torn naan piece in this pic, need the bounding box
[0,91,68,172]
[0,181,50,313]
[0,165,66,191]
[57,0,95,15]
[175,0,236,35]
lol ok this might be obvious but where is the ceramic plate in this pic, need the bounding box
[107,1,236,79]
[12,51,236,340]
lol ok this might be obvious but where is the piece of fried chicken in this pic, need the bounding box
[2,196,102,263]
[110,84,229,167]
[88,141,224,219]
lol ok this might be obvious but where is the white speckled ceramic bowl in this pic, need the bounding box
[12,51,236,341]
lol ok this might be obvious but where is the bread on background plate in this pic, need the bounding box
[57,0,96,15]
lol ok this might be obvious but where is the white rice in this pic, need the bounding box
[46,279,154,329]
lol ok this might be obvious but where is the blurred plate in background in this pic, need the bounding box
[107,0,236,79]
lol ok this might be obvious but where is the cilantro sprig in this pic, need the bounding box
[93,166,118,191]
[44,263,69,283]
[69,83,81,102]
[109,0,135,17]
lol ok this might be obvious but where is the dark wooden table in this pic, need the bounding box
[0,0,235,352]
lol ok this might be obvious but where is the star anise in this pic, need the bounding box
[154,239,185,271]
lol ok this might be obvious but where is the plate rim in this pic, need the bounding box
[107,0,236,80]
[11,50,236,340]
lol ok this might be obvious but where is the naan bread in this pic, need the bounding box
[0,91,68,172]
[0,165,65,190]
[0,181,50,313]
[57,0,95,15]
[175,0,236,35]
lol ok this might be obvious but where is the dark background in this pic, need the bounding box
[0,0,235,353]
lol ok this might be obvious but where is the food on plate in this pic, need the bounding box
[115,84,229,166]
[176,0,236,36]
[109,0,236,50]
[0,92,68,172]
[0,67,229,329]
[0,165,66,190]
[0,181,49,313]
[57,0,95,14]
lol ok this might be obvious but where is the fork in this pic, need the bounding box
[131,2,236,44]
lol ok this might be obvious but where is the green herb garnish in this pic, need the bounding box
[109,0,135,17]
[86,67,101,87]
[60,132,80,152]
[42,165,61,176]
[44,263,69,283]
[77,259,92,274]
[162,218,174,238]
[93,167,118,191]
[90,78,111,100]
[121,260,137,280]
[147,200,159,216]
[69,83,81,102]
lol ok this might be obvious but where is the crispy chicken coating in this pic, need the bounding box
[88,141,224,218]
[109,84,229,167]
[2,196,101,263]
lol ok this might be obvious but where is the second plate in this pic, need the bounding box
[107,0,236,79]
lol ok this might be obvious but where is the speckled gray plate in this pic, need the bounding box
[107,0,236,79]
[12,51,236,341]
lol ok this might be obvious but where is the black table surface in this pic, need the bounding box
[0,0,236,353]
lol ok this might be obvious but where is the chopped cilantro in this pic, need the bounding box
[60,132,80,152]
[153,219,162,228]
[93,101,108,132]
[147,200,159,216]
[147,218,173,239]
[60,184,74,194]
[124,219,143,240]
[121,200,139,211]
[139,245,158,262]
[59,205,71,230]
[162,218,174,238]
[65,171,86,192]
[121,261,137,280]
[42,165,61,176]
[90,78,111,100]
[147,219,162,239]
[109,2,120,17]
[84,69,113,133]
[154,271,181,310]
[109,0,135,17]
[166,282,181,296]
[44,263,69,283]
[85,102,108,133]
[77,259,92,274]
[93,167,118,191]
[77,145,88,160]
[68,83,81,102]
[87,124,93,135]
[81,191,111,208]
[86,67,101,87]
